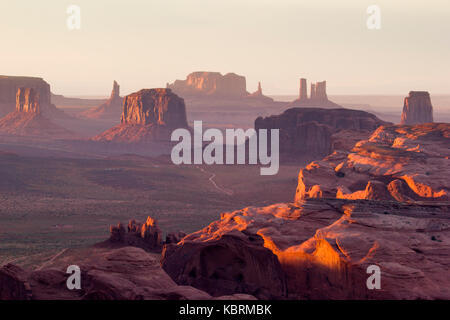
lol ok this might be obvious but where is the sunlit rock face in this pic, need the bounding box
[161,199,450,299]
[15,88,41,114]
[168,72,247,98]
[0,76,51,116]
[295,123,450,202]
[401,91,433,125]
[0,87,73,138]
[255,107,389,160]
[121,88,187,127]
[93,88,188,143]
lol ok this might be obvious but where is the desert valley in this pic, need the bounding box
[0,70,448,301]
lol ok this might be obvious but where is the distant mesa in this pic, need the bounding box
[167,71,274,103]
[81,80,124,119]
[0,75,68,119]
[400,91,433,125]
[93,88,189,143]
[287,78,341,108]
[255,107,390,160]
[0,87,74,138]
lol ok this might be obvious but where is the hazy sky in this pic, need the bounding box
[1,0,449,96]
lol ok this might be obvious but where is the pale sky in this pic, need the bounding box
[1,0,449,96]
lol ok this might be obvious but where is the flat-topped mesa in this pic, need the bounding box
[16,88,41,114]
[0,76,51,116]
[401,91,433,125]
[299,78,308,101]
[168,72,247,98]
[121,88,188,128]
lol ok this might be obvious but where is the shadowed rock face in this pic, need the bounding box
[93,88,188,143]
[401,91,433,125]
[255,107,390,159]
[168,72,247,98]
[295,123,449,202]
[162,234,287,299]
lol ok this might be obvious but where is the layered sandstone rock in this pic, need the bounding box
[93,88,188,143]
[81,80,123,119]
[0,246,255,300]
[0,87,73,138]
[162,200,449,299]
[255,107,390,160]
[16,88,40,113]
[401,91,433,125]
[295,123,450,202]
[0,76,51,116]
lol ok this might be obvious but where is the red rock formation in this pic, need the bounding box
[295,123,449,203]
[168,72,247,98]
[0,87,73,138]
[255,107,390,160]
[299,78,308,101]
[15,88,40,113]
[162,234,287,299]
[81,80,123,119]
[0,246,255,300]
[0,76,51,116]
[162,200,449,299]
[401,91,433,125]
[93,88,188,143]
[108,217,163,251]
[288,78,341,108]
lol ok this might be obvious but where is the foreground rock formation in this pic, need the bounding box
[255,107,390,160]
[162,199,449,299]
[287,78,341,108]
[0,246,254,300]
[401,91,434,125]
[93,88,188,143]
[81,81,123,119]
[296,123,449,202]
[0,87,73,138]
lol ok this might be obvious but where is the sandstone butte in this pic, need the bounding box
[401,91,434,125]
[92,88,189,143]
[255,107,390,160]
[286,78,342,108]
[81,80,124,119]
[0,87,73,139]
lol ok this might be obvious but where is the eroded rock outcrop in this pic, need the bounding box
[288,78,341,108]
[168,72,247,98]
[255,107,390,160]
[162,200,449,299]
[401,91,433,125]
[81,81,123,119]
[295,123,450,202]
[109,217,163,251]
[0,87,73,138]
[92,88,188,143]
